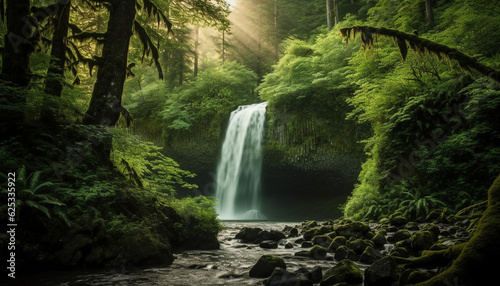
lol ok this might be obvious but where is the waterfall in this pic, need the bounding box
[215,102,267,220]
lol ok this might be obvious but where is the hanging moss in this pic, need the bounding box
[340,26,500,84]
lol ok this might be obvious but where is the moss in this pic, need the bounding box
[321,259,363,285]
[309,245,327,260]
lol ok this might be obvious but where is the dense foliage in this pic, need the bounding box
[260,0,500,220]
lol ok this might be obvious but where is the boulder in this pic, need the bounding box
[320,259,363,286]
[410,230,435,252]
[309,245,327,260]
[260,240,279,249]
[347,238,374,255]
[235,227,262,242]
[422,224,440,241]
[301,241,314,248]
[334,245,358,261]
[371,230,387,247]
[249,255,286,278]
[389,212,408,226]
[294,266,323,283]
[328,236,347,252]
[364,257,400,286]
[388,229,411,243]
[334,221,371,239]
[360,246,384,264]
[264,268,312,286]
[312,235,332,248]
[404,221,420,231]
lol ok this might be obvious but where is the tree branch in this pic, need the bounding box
[340,26,500,84]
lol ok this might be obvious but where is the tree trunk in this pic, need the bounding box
[83,0,136,162]
[42,0,71,124]
[0,0,32,135]
[194,26,199,77]
[1,0,32,86]
[333,0,339,26]
[326,0,332,31]
[425,0,435,28]
[418,174,500,286]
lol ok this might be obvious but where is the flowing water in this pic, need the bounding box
[215,102,268,220]
[17,221,339,286]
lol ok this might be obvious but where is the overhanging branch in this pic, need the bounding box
[340,26,500,84]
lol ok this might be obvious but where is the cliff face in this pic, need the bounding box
[162,105,367,220]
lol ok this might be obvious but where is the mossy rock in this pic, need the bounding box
[249,255,286,278]
[371,230,387,247]
[328,236,347,251]
[334,245,358,261]
[309,245,328,260]
[320,259,363,286]
[312,235,332,248]
[422,224,440,241]
[347,238,374,255]
[389,212,408,226]
[388,229,411,243]
[411,231,435,252]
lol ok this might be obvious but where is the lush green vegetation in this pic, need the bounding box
[1,0,499,279]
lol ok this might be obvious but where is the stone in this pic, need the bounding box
[320,259,363,286]
[422,224,440,241]
[404,221,420,231]
[334,245,358,261]
[371,230,387,247]
[347,238,373,255]
[410,230,435,252]
[249,255,286,278]
[294,266,323,283]
[312,235,332,248]
[388,229,411,243]
[389,212,408,226]
[309,245,327,260]
[303,229,317,241]
[264,268,313,286]
[260,240,278,249]
[360,246,384,264]
[364,257,400,286]
[328,236,347,251]
[390,246,410,258]
[301,241,314,248]
[235,227,262,242]
[285,242,294,249]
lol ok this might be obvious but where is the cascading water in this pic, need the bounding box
[215,102,267,220]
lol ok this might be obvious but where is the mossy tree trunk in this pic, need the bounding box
[0,0,32,134]
[416,174,500,286]
[83,0,136,163]
[42,0,71,124]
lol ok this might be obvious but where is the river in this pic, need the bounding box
[13,221,343,286]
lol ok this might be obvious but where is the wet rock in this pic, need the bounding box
[388,229,411,243]
[347,238,373,255]
[390,246,410,258]
[334,245,358,261]
[260,240,278,249]
[284,242,294,249]
[404,221,420,231]
[422,224,440,241]
[371,230,387,248]
[360,246,384,264]
[309,245,327,260]
[312,235,332,248]
[410,230,435,252]
[235,227,262,242]
[249,255,287,278]
[389,212,408,227]
[320,259,363,286]
[364,257,400,286]
[301,241,314,248]
[265,268,313,286]
[328,236,347,252]
[303,229,317,241]
[334,221,371,239]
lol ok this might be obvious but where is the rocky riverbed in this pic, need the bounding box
[11,212,473,286]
